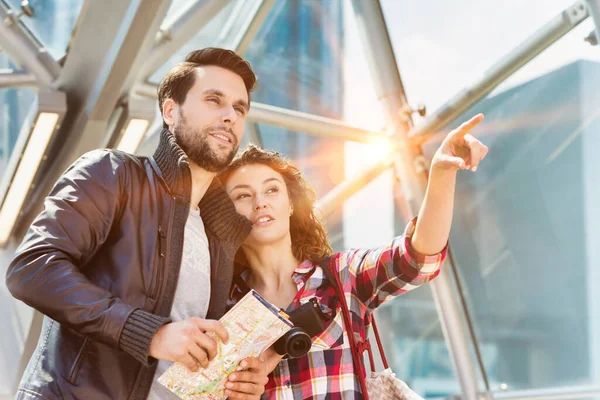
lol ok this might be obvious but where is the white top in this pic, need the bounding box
[148,207,211,399]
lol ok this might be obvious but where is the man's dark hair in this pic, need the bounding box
[157,47,257,129]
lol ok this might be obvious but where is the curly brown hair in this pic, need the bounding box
[218,145,332,263]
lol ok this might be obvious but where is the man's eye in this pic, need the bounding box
[207,97,220,103]
[235,106,246,115]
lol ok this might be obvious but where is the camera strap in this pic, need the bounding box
[320,258,390,400]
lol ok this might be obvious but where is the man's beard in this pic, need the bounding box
[173,113,239,173]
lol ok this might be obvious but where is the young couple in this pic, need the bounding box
[6,47,488,400]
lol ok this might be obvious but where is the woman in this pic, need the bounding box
[219,114,487,399]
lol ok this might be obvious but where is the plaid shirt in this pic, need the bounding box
[231,219,446,400]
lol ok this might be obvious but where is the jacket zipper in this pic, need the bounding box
[151,225,167,299]
[158,226,167,258]
[67,336,89,384]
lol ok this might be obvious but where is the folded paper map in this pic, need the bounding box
[158,290,293,399]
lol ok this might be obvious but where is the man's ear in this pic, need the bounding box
[162,99,178,128]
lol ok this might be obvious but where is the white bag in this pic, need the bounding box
[367,368,425,400]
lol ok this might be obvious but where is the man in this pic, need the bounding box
[6,48,269,400]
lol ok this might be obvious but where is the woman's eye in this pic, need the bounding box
[207,97,219,104]
[235,193,250,200]
[266,187,279,194]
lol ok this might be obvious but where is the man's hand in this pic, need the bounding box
[431,113,488,172]
[149,317,229,372]
[225,357,270,400]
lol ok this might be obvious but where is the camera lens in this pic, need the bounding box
[285,329,312,358]
[274,327,313,358]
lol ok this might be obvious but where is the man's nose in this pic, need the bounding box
[221,105,237,125]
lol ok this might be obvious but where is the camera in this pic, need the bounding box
[274,297,327,358]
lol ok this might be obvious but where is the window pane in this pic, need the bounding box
[148,0,240,84]
[0,241,35,396]
[376,284,461,398]
[342,0,385,130]
[150,0,346,117]
[243,0,344,117]
[0,56,36,179]
[381,0,581,125]
[4,0,86,59]
[423,18,600,392]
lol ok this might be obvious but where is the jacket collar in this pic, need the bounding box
[151,128,252,247]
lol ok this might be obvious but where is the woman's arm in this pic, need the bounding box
[340,114,488,310]
[411,114,488,255]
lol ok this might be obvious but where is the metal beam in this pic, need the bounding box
[586,0,600,42]
[134,82,390,144]
[13,311,43,393]
[135,81,159,98]
[349,0,411,129]
[142,0,233,79]
[349,1,482,400]
[316,156,393,217]
[230,0,276,55]
[54,0,169,151]
[493,385,600,400]
[0,3,61,87]
[216,0,247,45]
[248,102,390,144]
[409,0,589,146]
[240,122,263,148]
[0,70,36,88]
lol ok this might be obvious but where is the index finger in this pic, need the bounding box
[191,318,229,343]
[452,113,484,137]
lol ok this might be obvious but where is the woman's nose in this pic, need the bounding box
[253,196,267,210]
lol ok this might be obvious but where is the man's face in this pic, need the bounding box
[165,66,249,172]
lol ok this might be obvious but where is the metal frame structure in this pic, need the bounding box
[349,2,479,399]
[0,70,36,88]
[408,0,590,146]
[229,0,276,55]
[140,0,233,79]
[587,0,600,41]
[0,2,60,88]
[134,84,393,144]
[0,0,597,398]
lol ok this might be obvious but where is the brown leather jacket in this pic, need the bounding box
[6,129,251,400]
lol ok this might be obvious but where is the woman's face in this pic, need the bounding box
[225,163,293,248]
